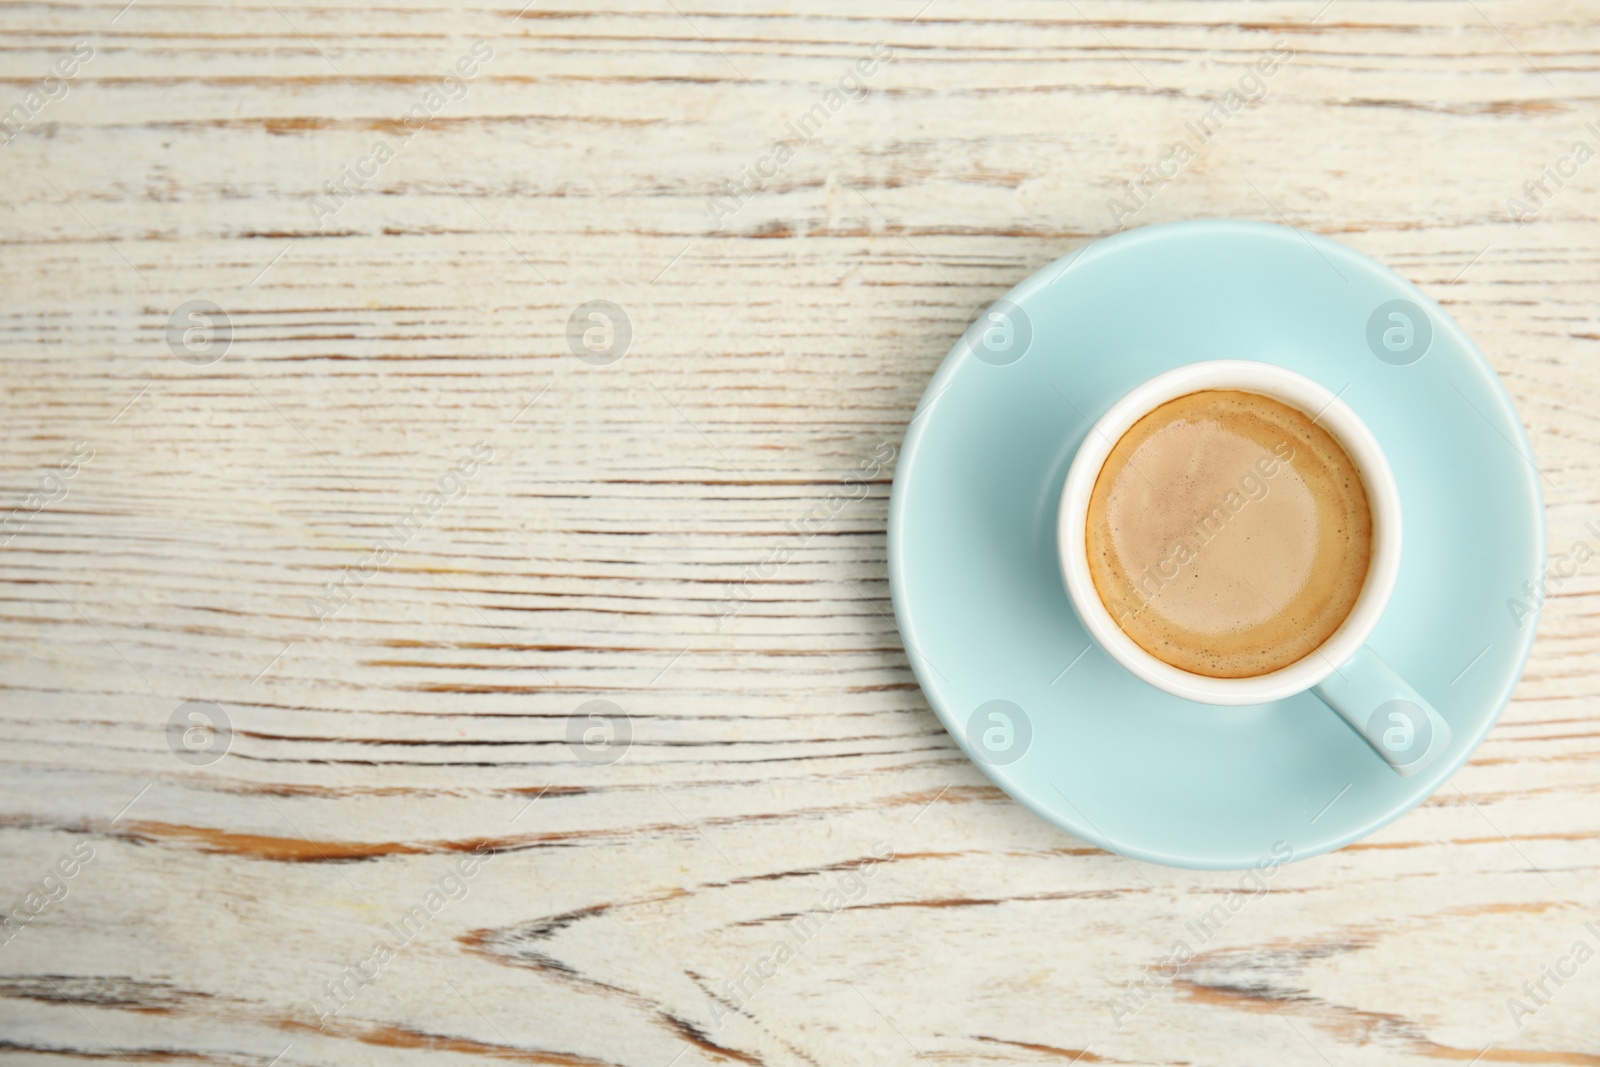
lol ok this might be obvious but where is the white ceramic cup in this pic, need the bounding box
[1057,360,1450,775]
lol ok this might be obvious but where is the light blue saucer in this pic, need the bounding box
[888,219,1544,869]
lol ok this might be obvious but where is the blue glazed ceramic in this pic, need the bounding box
[888,219,1545,869]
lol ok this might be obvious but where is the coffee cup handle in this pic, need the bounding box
[1311,647,1452,776]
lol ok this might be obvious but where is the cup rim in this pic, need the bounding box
[1057,359,1403,706]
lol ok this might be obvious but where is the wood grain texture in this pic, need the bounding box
[2,1,1599,1063]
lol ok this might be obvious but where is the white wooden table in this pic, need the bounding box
[3,2,1598,1063]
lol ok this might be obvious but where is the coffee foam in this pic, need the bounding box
[1085,389,1373,678]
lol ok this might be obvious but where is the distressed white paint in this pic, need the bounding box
[2,2,1598,1064]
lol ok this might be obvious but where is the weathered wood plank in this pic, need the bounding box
[2,2,1598,1064]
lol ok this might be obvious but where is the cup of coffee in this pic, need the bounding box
[1057,360,1451,775]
